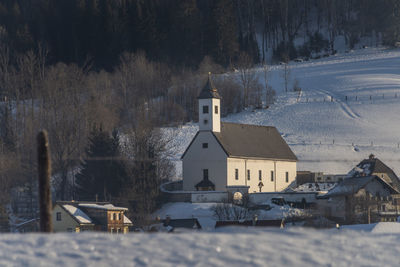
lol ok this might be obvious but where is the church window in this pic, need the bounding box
[235,169,239,180]
[203,105,209,114]
[286,172,289,183]
[259,170,262,181]
[271,171,274,181]
[215,106,218,114]
[247,170,250,180]
[202,143,208,148]
[203,169,209,180]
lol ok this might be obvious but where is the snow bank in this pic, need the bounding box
[342,222,400,234]
[2,226,400,266]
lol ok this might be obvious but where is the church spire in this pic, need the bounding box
[198,72,221,99]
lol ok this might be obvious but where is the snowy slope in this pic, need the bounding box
[2,224,400,266]
[166,47,400,176]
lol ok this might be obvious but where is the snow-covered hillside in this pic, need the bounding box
[165,47,400,177]
[2,223,400,266]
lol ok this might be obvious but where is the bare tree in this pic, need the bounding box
[236,52,260,108]
[281,54,290,93]
[119,112,174,226]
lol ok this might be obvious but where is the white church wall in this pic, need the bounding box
[275,161,297,191]
[182,132,227,191]
[227,158,297,193]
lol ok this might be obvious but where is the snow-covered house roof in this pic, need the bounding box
[320,176,398,198]
[78,203,128,211]
[347,155,400,191]
[60,204,93,224]
[124,215,133,225]
[293,182,336,193]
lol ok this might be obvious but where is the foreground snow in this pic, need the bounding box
[2,223,400,266]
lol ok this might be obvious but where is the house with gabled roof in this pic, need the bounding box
[348,154,400,192]
[317,175,399,223]
[181,74,297,193]
[53,202,133,233]
[53,203,94,233]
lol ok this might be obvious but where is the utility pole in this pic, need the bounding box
[37,130,53,233]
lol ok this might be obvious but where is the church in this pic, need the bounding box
[181,75,298,193]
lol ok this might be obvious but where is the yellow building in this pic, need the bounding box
[52,202,133,233]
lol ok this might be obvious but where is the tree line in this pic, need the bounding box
[0,43,270,225]
[1,0,400,70]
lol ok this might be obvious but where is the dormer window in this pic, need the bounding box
[215,106,218,114]
[203,105,209,114]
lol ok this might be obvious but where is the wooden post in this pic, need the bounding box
[37,130,53,233]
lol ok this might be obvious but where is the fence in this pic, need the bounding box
[297,93,399,103]
[288,141,400,150]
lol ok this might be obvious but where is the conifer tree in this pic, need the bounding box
[75,127,128,201]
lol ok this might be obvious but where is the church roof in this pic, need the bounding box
[212,123,297,161]
[181,122,297,160]
[197,74,221,99]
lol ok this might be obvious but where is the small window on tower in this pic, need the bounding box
[247,170,251,180]
[215,105,218,114]
[204,119,208,124]
[235,169,239,180]
[259,170,262,181]
[203,105,209,114]
[202,143,208,148]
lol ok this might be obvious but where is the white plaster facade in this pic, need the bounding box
[227,158,296,193]
[182,131,227,191]
[182,137,297,192]
[182,76,297,192]
[198,98,221,132]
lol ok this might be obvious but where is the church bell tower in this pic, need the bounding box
[198,73,221,132]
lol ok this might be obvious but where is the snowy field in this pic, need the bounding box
[2,223,400,266]
[165,47,400,176]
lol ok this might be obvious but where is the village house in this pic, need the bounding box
[317,176,399,224]
[348,154,400,192]
[181,75,297,193]
[52,201,133,233]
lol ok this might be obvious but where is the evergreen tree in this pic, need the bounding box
[75,127,128,201]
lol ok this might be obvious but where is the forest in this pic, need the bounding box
[1,0,400,226]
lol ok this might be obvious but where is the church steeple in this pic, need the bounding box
[198,73,221,132]
[198,72,221,99]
